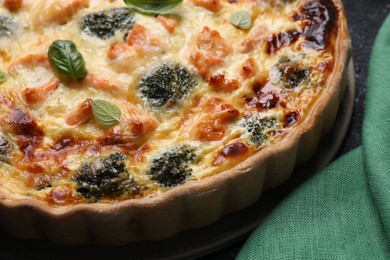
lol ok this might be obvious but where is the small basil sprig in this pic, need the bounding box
[229,11,252,30]
[92,99,121,127]
[124,0,183,14]
[0,71,7,83]
[48,40,88,80]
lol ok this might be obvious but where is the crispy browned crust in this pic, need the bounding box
[0,0,352,246]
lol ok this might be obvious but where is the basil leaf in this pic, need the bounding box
[229,11,252,30]
[0,71,7,83]
[48,40,88,80]
[124,0,183,14]
[92,99,121,127]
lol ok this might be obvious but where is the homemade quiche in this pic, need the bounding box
[0,0,350,245]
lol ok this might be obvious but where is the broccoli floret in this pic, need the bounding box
[242,115,279,146]
[80,8,135,39]
[0,136,13,163]
[0,16,19,38]
[148,145,197,188]
[271,57,310,89]
[73,153,142,201]
[138,62,198,109]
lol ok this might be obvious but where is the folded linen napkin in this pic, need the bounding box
[237,15,390,260]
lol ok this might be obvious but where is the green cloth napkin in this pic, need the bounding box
[237,15,390,260]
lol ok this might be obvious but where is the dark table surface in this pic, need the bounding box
[203,0,390,259]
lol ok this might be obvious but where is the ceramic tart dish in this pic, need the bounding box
[0,0,351,245]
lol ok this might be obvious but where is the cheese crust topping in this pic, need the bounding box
[0,0,340,205]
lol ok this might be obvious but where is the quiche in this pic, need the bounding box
[0,0,351,245]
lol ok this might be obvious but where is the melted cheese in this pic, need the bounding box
[0,0,338,205]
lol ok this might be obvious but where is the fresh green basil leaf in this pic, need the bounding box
[0,70,7,83]
[229,11,252,30]
[92,99,121,127]
[48,40,88,80]
[124,0,183,14]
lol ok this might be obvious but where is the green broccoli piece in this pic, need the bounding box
[0,16,19,38]
[138,62,197,109]
[73,153,142,201]
[242,115,279,146]
[80,8,135,39]
[147,145,197,188]
[271,57,310,89]
[0,136,13,164]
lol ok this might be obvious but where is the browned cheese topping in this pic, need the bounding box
[0,0,339,205]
